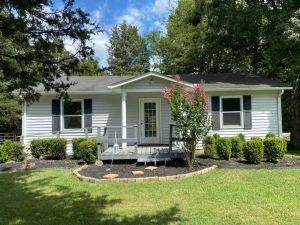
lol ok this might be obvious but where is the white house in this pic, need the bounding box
[22,72,291,160]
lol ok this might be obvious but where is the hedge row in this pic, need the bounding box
[0,140,24,163]
[203,132,287,164]
[31,138,67,159]
[29,137,101,164]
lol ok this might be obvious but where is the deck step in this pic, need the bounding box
[137,157,171,163]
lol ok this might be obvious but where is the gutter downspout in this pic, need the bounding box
[277,90,284,137]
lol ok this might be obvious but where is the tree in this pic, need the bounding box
[0,92,21,134]
[107,22,150,75]
[162,75,211,168]
[147,0,210,74]
[73,58,106,76]
[0,0,101,103]
[151,0,300,148]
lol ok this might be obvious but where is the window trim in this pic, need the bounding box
[220,96,244,129]
[61,99,84,131]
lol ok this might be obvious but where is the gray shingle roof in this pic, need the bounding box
[34,75,134,93]
[35,72,291,93]
[169,73,291,90]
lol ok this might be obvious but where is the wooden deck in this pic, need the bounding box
[100,145,184,163]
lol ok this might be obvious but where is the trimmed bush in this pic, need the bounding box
[265,132,276,139]
[243,139,264,164]
[203,136,216,158]
[0,140,24,163]
[72,138,86,159]
[231,137,244,158]
[78,139,97,164]
[213,133,220,140]
[238,133,246,142]
[264,137,287,163]
[31,138,67,159]
[251,136,262,142]
[216,137,231,160]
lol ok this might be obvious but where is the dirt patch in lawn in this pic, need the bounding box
[0,158,84,172]
[195,156,300,169]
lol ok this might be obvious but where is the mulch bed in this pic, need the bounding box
[0,158,84,172]
[1,155,300,174]
[79,161,207,179]
[195,156,300,169]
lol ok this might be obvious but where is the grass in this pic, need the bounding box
[286,149,300,159]
[0,168,300,225]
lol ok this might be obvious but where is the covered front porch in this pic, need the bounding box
[95,74,189,163]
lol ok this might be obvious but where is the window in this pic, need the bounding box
[221,97,243,127]
[63,101,83,129]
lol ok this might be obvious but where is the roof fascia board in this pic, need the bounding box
[204,87,292,92]
[107,72,194,89]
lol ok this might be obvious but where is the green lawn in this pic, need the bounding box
[0,168,300,225]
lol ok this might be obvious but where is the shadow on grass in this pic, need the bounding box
[0,171,182,225]
[286,149,300,159]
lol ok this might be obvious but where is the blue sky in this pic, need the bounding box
[54,0,177,66]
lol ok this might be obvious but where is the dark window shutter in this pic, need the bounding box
[211,96,220,130]
[84,99,92,133]
[52,100,61,132]
[243,95,252,129]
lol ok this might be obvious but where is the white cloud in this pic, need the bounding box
[92,9,103,21]
[116,7,144,30]
[63,31,109,67]
[64,38,79,54]
[151,0,177,16]
[89,32,110,66]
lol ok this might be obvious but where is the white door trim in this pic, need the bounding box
[139,98,161,144]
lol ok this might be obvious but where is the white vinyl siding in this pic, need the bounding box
[23,93,172,154]
[197,90,280,148]
[23,90,281,153]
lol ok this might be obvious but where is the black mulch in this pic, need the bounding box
[195,156,300,169]
[0,158,85,172]
[79,160,207,179]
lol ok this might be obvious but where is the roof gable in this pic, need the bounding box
[107,72,194,89]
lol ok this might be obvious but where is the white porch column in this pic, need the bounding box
[122,91,127,149]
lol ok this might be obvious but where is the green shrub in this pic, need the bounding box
[231,137,244,158]
[78,139,97,164]
[264,137,287,163]
[251,136,262,142]
[238,133,246,142]
[216,137,231,160]
[72,138,86,159]
[31,138,67,159]
[203,136,216,158]
[0,140,24,163]
[213,133,220,140]
[265,132,276,139]
[243,139,264,164]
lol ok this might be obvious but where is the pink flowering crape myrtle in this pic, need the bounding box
[162,75,211,169]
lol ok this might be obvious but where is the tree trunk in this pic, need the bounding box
[184,138,196,170]
[290,81,300,149]
[291,90,300,150]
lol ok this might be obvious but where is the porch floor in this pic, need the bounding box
[100,145,184,163]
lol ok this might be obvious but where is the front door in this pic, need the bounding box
[139,98,161,144]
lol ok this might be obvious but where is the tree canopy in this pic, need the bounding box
[148,0,300,147]
[0,90,21,134]
[107,22,150,75]
[0,0,101,102]
[73,58,106,76]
